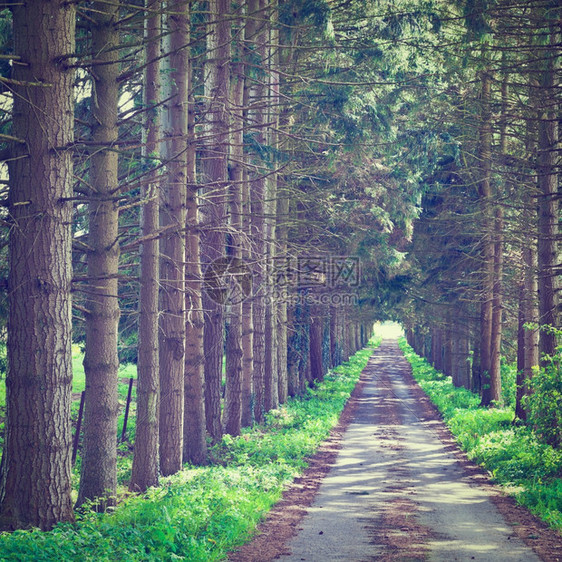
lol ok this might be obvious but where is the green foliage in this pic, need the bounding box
[463,0,493,40]
[518,479,562,530]
[0,468,279,562]
[118,332,138,365]
[279,0,332,30]
[400,338,562,532]
[525,362,562,448]
[500,361,517,410]
[401,348,480,418]
[0,343,377,560]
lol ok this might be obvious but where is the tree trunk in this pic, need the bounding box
[310,313,324,383]
[516,245,539,422]
[277,274,289,404]
[443,322,452,377]
[488,205,504,403]
[472,321,481,393]
[329,306,338,368]
[158,2,190,475]
[536,23,559,363]
[240,10,254,427]
[458,329,471,389]
[130,0,161,492]
[241,257,254,426]
[183,42,207,464]
[184,192,207,463]
[0,0,75,530]
[431,326,442,370]
[524,247,540,412]
[224,49,244,436]
[264,5,280,411]
[478,70,495,407]
[516,85,541,421]
[516,277,526,420]
[252,262,266,423]
[78,0,120,507]
[287,304,298,397]
[341,309,350,362]
[264,296,279,411]
[201,0,231,441]
[247,0,268,423]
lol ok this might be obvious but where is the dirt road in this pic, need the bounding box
[229,340,562,561]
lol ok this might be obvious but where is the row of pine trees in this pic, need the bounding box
[0,0,377,531]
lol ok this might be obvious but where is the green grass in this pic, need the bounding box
[400,338,562,532]
[0,340,379,561]
[0,345,136,406]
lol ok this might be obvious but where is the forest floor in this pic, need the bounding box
[228,339,562,561]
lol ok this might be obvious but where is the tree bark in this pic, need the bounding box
[78,0,120,507]
[183,37,207,464]
[536,22,559,363]
[264,4,280,412]
[516,241,539,422]
[159,2,190,475]
[488,205,504,403]
[515,81,541,419]
[240,10,254,427]
[201,0,231,441]
[241,196,255,426]
[241,300,255,425]
[184,194,207,464]
[458,328,471,389]
[224,45,244,436]
[329,307,338,368]
[478,70,495,407]
[0,0,75,530]
[443,321,452,377]
[130,0,161,492]
[287,303,299,397]
[432,326,443,370]
[310,313,324,383]
[247,0,268,423]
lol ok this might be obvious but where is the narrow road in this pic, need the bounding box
[276,340,544,561]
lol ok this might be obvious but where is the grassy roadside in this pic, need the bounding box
[0,341,378,561]
[399,338,562,532]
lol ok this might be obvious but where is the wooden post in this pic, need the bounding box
[72,391,86,466]
[121,378,134,442]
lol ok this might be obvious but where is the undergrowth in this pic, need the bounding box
[0,341,378,561]
[399,338,562,532]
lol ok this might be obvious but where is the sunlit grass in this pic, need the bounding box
[0,345,137,406]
